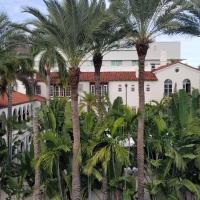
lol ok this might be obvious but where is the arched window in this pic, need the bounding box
[164,79,172,96]
[27,105,30,117]
[183,79,191,93]
[20,141,24,152]
[18,108,22,122]
[0,112,6,129]
[13,109,17,121]
[23,107,26,120]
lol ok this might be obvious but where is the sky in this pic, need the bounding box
[0,0,200,67]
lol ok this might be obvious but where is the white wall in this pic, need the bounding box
[80,42,180,72]
[79,82,90,97]
[79,80,157,108]
[108,81,138,108]
[79,63,200,108]
[15,80,26,94]
[152,63,200,102]
[80,60,161,72]
[82,42,180,61]
[37,82,47,97]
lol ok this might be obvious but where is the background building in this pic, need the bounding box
[14,42,200,109]
[32,42,200,109]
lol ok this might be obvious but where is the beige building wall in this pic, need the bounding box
[153,63,200,102]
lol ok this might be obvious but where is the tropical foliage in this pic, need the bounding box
[0,0,200,200]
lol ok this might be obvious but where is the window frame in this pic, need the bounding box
[164,79,172,96]
[146,84,150,92]
[131,85,135,92]
[35,85,41,95]
[54,85,59,96]
[111,60,123,66]
[118,84,122,92]
[183,79,191,93]
[132,60,138,66]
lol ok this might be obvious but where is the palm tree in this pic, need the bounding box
[38,130,70,200]
[79,92,97,113]
[37,99,72,199]
[0,13,25,53]
[88,0,125,109]
[0,13,27,162]
[84,107,130,200]
[16,50,43,200]
[28,29,67,102]
[144,90,200,200]
[189,0,200,36]
[171,0,200,36]
[0,53,34,162]
[25,1,103,199]
[110,1,189,199]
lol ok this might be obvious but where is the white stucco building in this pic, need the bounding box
[0,91,45,152]
[31,42,200,109]
[0,41,199,155]
[1,41,200,119]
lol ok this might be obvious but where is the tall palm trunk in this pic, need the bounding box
[32,102,42,200]
[88,176,92,200]
[46,67,51,102]
[7,84,13,162]
[31,80,42,200]
[56,157,64,200]
[93,52,109,199]
[93,52,103,111]
[102,171,108,200]
[69,67,81,200]
[136,43,148,200]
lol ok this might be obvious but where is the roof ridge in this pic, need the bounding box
[153,61,200,72]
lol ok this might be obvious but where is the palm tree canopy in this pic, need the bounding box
[0,53,35,95]
[110,0,189,45]
[24,0,104,68]
[27,28,66,72]
[0,13,27,53]
[87,0,125,55]
[175,0,200,36]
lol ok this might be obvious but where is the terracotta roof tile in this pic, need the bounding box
[0,91,46,107]
[49,71,157,82]
[80,72,137,81]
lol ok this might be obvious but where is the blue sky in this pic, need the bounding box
[1,0,200,67]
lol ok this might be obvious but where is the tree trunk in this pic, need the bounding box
[31,79,42,200]
[46,68,51,103]
[102,171,108,200]
[114,189,122,200]
[69,67,81,200]
[185,191,193,200]
[136,43,148,200]
[88,176,92,200]
[7,84,13,162]
[56,157,64,200]
[93,52,103,114]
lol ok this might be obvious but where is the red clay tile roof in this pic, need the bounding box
[153,61,200,72]
[80,72,137,81]
[0,91,46,107]
[143,72,158,81]
[49,71,157,82]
